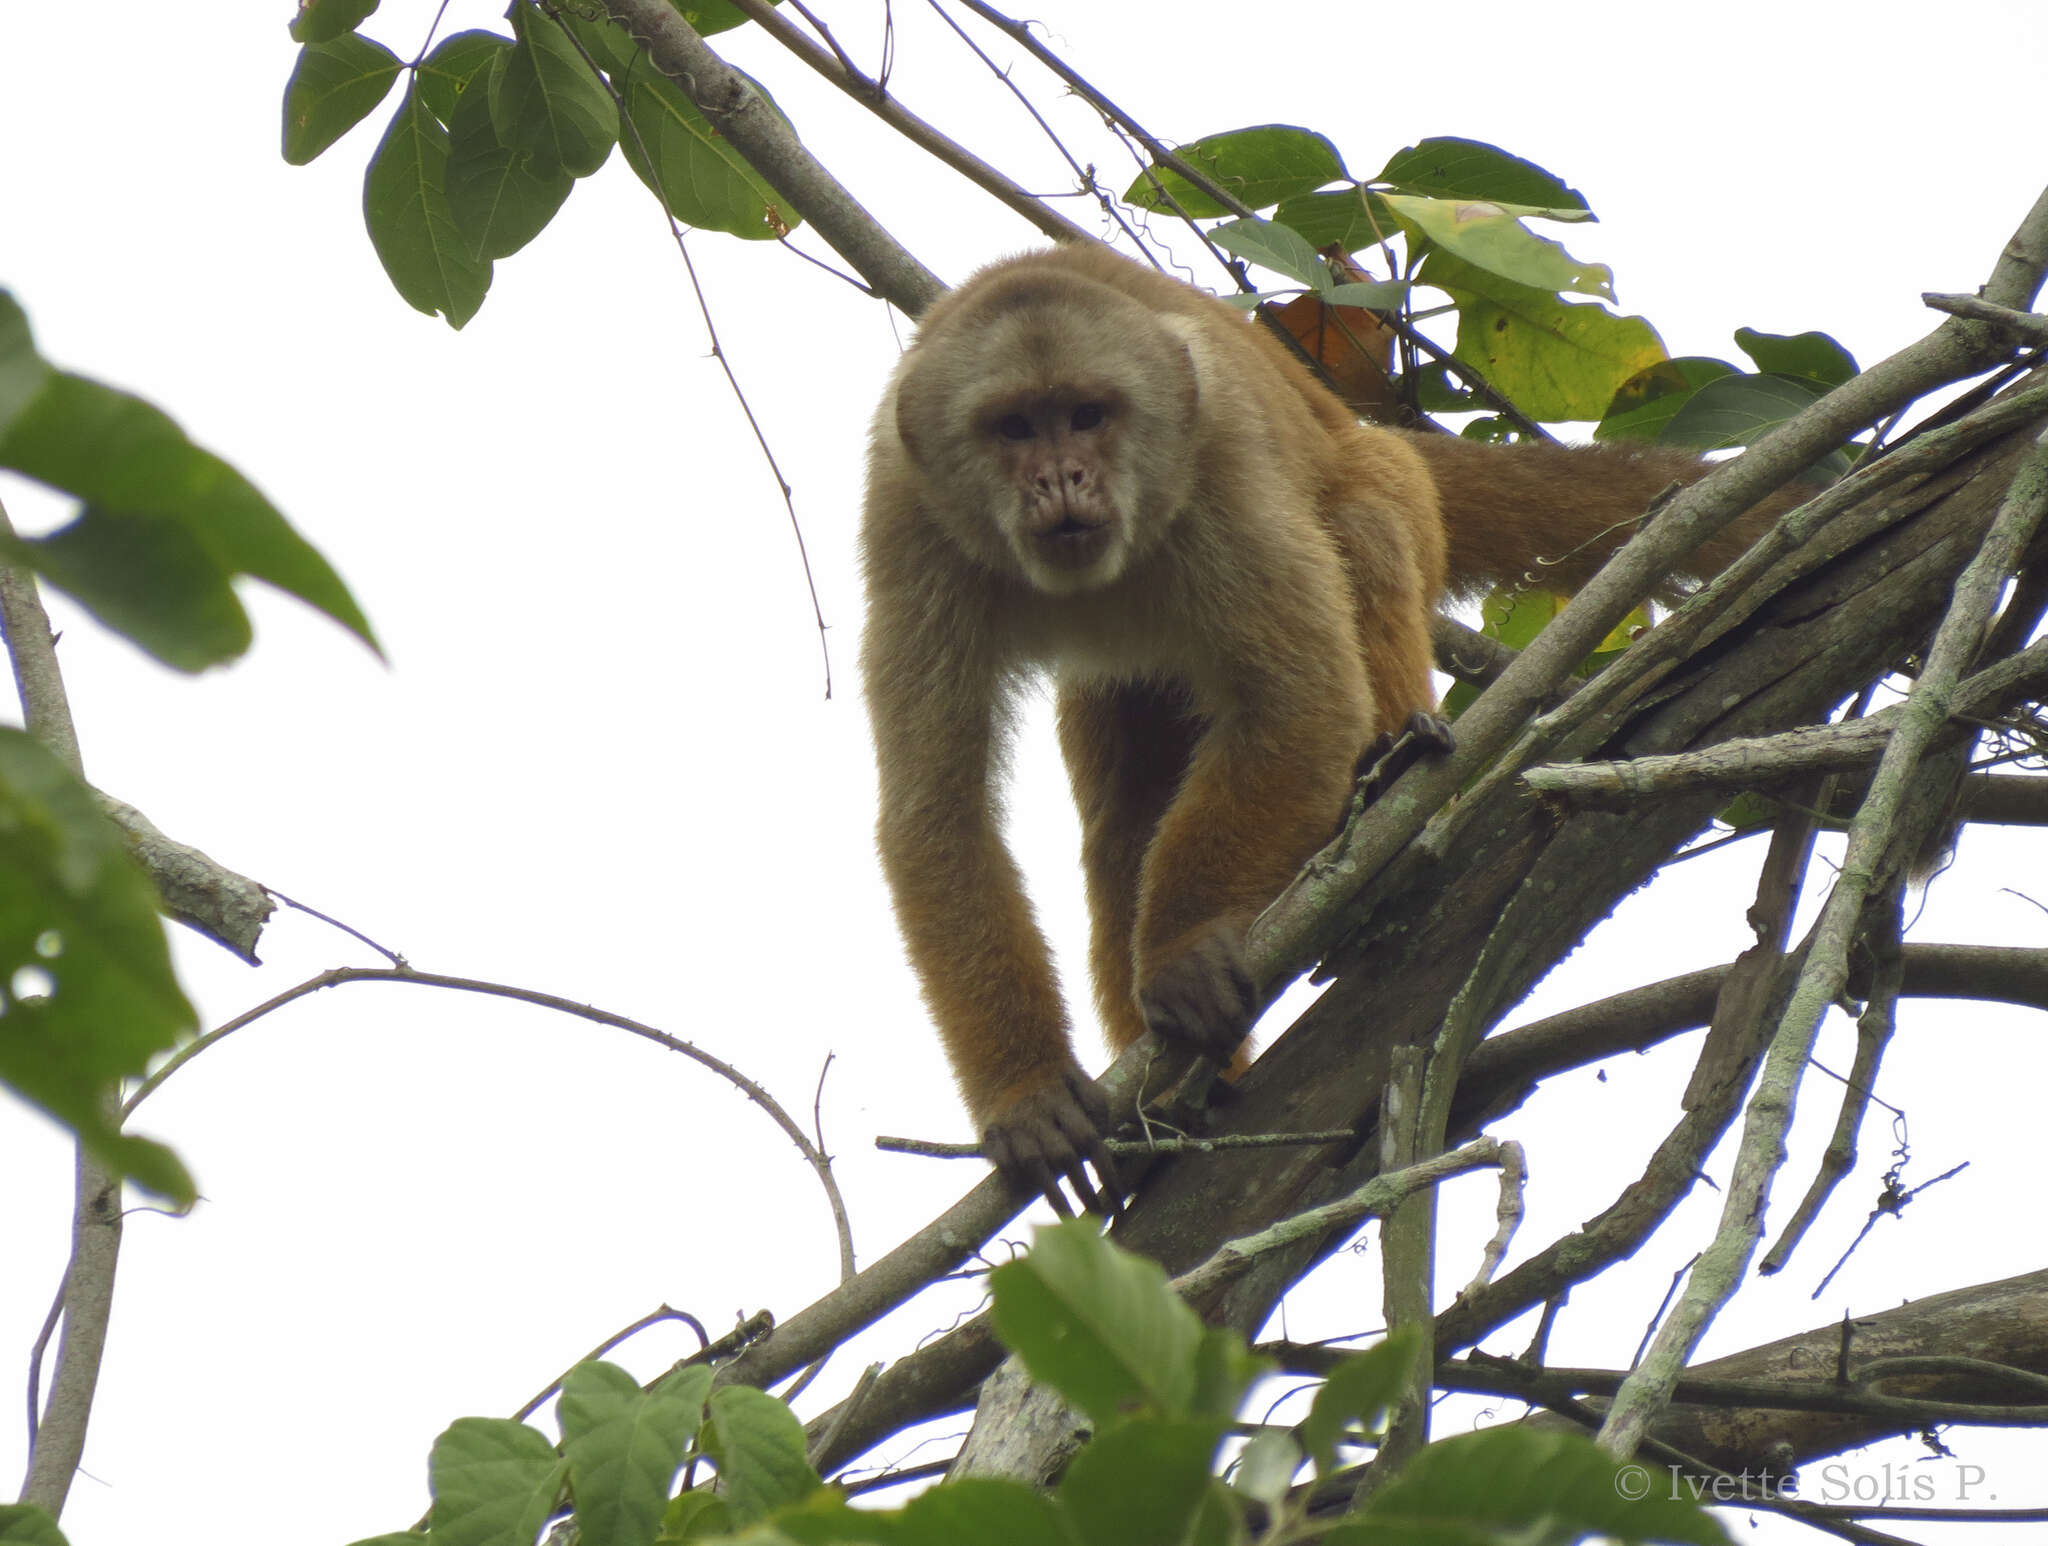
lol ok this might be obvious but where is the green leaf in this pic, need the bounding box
[448,53,575,259]
[282,32,403,164]
[1659,372,1829,452]
[417,30,511,126]
[1387,193,1607,299]
[1420,249,1667,423]
[896,1479,1070,1546]
[26,507,249,670]
[428,1417,567,1546]
[559,7,645,76]
[1324,279,1409,309]
[1594,356,1738,443]
[989,1219,1205,1426]
[342,1536,429,1546]
[656,1489,731,1543]
[1057,1417,1229,1546]
[1338,1427,1732,1545]
[1123,125,1347,217]
[1733,327,1859,388]
[364,79,493,327]
[1230,1429,1301,1509]
[1189,1327,1270,1422]
[0,1505,70,1546]
[0,369,377,664]
[0,293,53,437]
[1374,137,1589,211]
[289,0,378,44]
[702,1385,823,1526]
[1271,189,1403,254]
[1208,218,1326,289]
[1296,1330,1419,1476]
[493,3,617,179]
[618,56,799,239]
[730,1493,896,1545]
[682,0,782,34]
[561,1361,707,1546]
[0,739,197,1191]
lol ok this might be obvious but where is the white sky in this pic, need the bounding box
[3,3,2046,1542]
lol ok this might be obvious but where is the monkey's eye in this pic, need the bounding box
[1070,403,1105,432]
[996,413,1035,441]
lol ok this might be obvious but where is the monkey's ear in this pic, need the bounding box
[1151,319,1203,431]
[891,352,960,471]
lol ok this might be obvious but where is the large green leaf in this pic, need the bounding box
[1124,125,1347,217]
[895,1479,1070,1546]
[0,731,195,1203]
[1208,217,1326,289]
[0,1504,69,1546]
[0,293,52,436]
[281,32,403,165]
[428,1418,567,1546]
[1334,1427,1732,1545]
[1660,372,1829,451]
[1384,193,1606,298]
[561,1361,708,1546]
[1057,1417,1229,1546]
[1374,137,1588,210]
[1421,249,1666,423]
[1733,326,1859,388]
[417,29,510,126]
[989,1219,1206,1426]
[364,78,492,326]
[682,0,782,34]
[493,4,616,179]
[1296,1330,1418,1476]
[618,56,799,239]
[289,0,378,44]
[0,367,377,667]
[448,52,575,260]
[701,1385,822,1526]
[1595,356,1738,443]
[1271,189,1403,254]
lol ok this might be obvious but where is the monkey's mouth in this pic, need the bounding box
[1034,516,1114,570]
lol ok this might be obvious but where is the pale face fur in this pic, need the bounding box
[889,269,1201,595]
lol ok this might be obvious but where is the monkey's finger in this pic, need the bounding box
[1038,1167,1076,1219]
[1061,1162,1105,1217]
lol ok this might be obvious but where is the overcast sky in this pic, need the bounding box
[4,4,2047,1542]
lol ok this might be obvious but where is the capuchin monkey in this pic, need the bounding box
[861,243,1777,1211]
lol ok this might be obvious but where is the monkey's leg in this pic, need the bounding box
[1056,678,1203,1055]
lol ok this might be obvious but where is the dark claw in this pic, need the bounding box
[1348,710,1457,813]
[983,1065,1123,1216]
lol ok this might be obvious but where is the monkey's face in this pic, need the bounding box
[892,284,1201,595]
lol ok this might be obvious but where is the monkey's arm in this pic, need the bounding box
[1131,573,1380,1057]
[864,586,1117,1212]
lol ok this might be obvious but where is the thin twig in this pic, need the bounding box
[511,1305,710,1421]
[726,0,1093,246]
[874,1128,1357,1158]
[122,964,858,1286]
[548,1,835,696]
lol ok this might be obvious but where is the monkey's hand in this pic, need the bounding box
[983,1064,1123,1217]
[1141,920,1258,1062]
[1351,709,1457,802]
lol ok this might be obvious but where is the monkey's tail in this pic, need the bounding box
[1399,432,1788,602]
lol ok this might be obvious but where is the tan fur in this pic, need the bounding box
[860,245,1778,1184]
